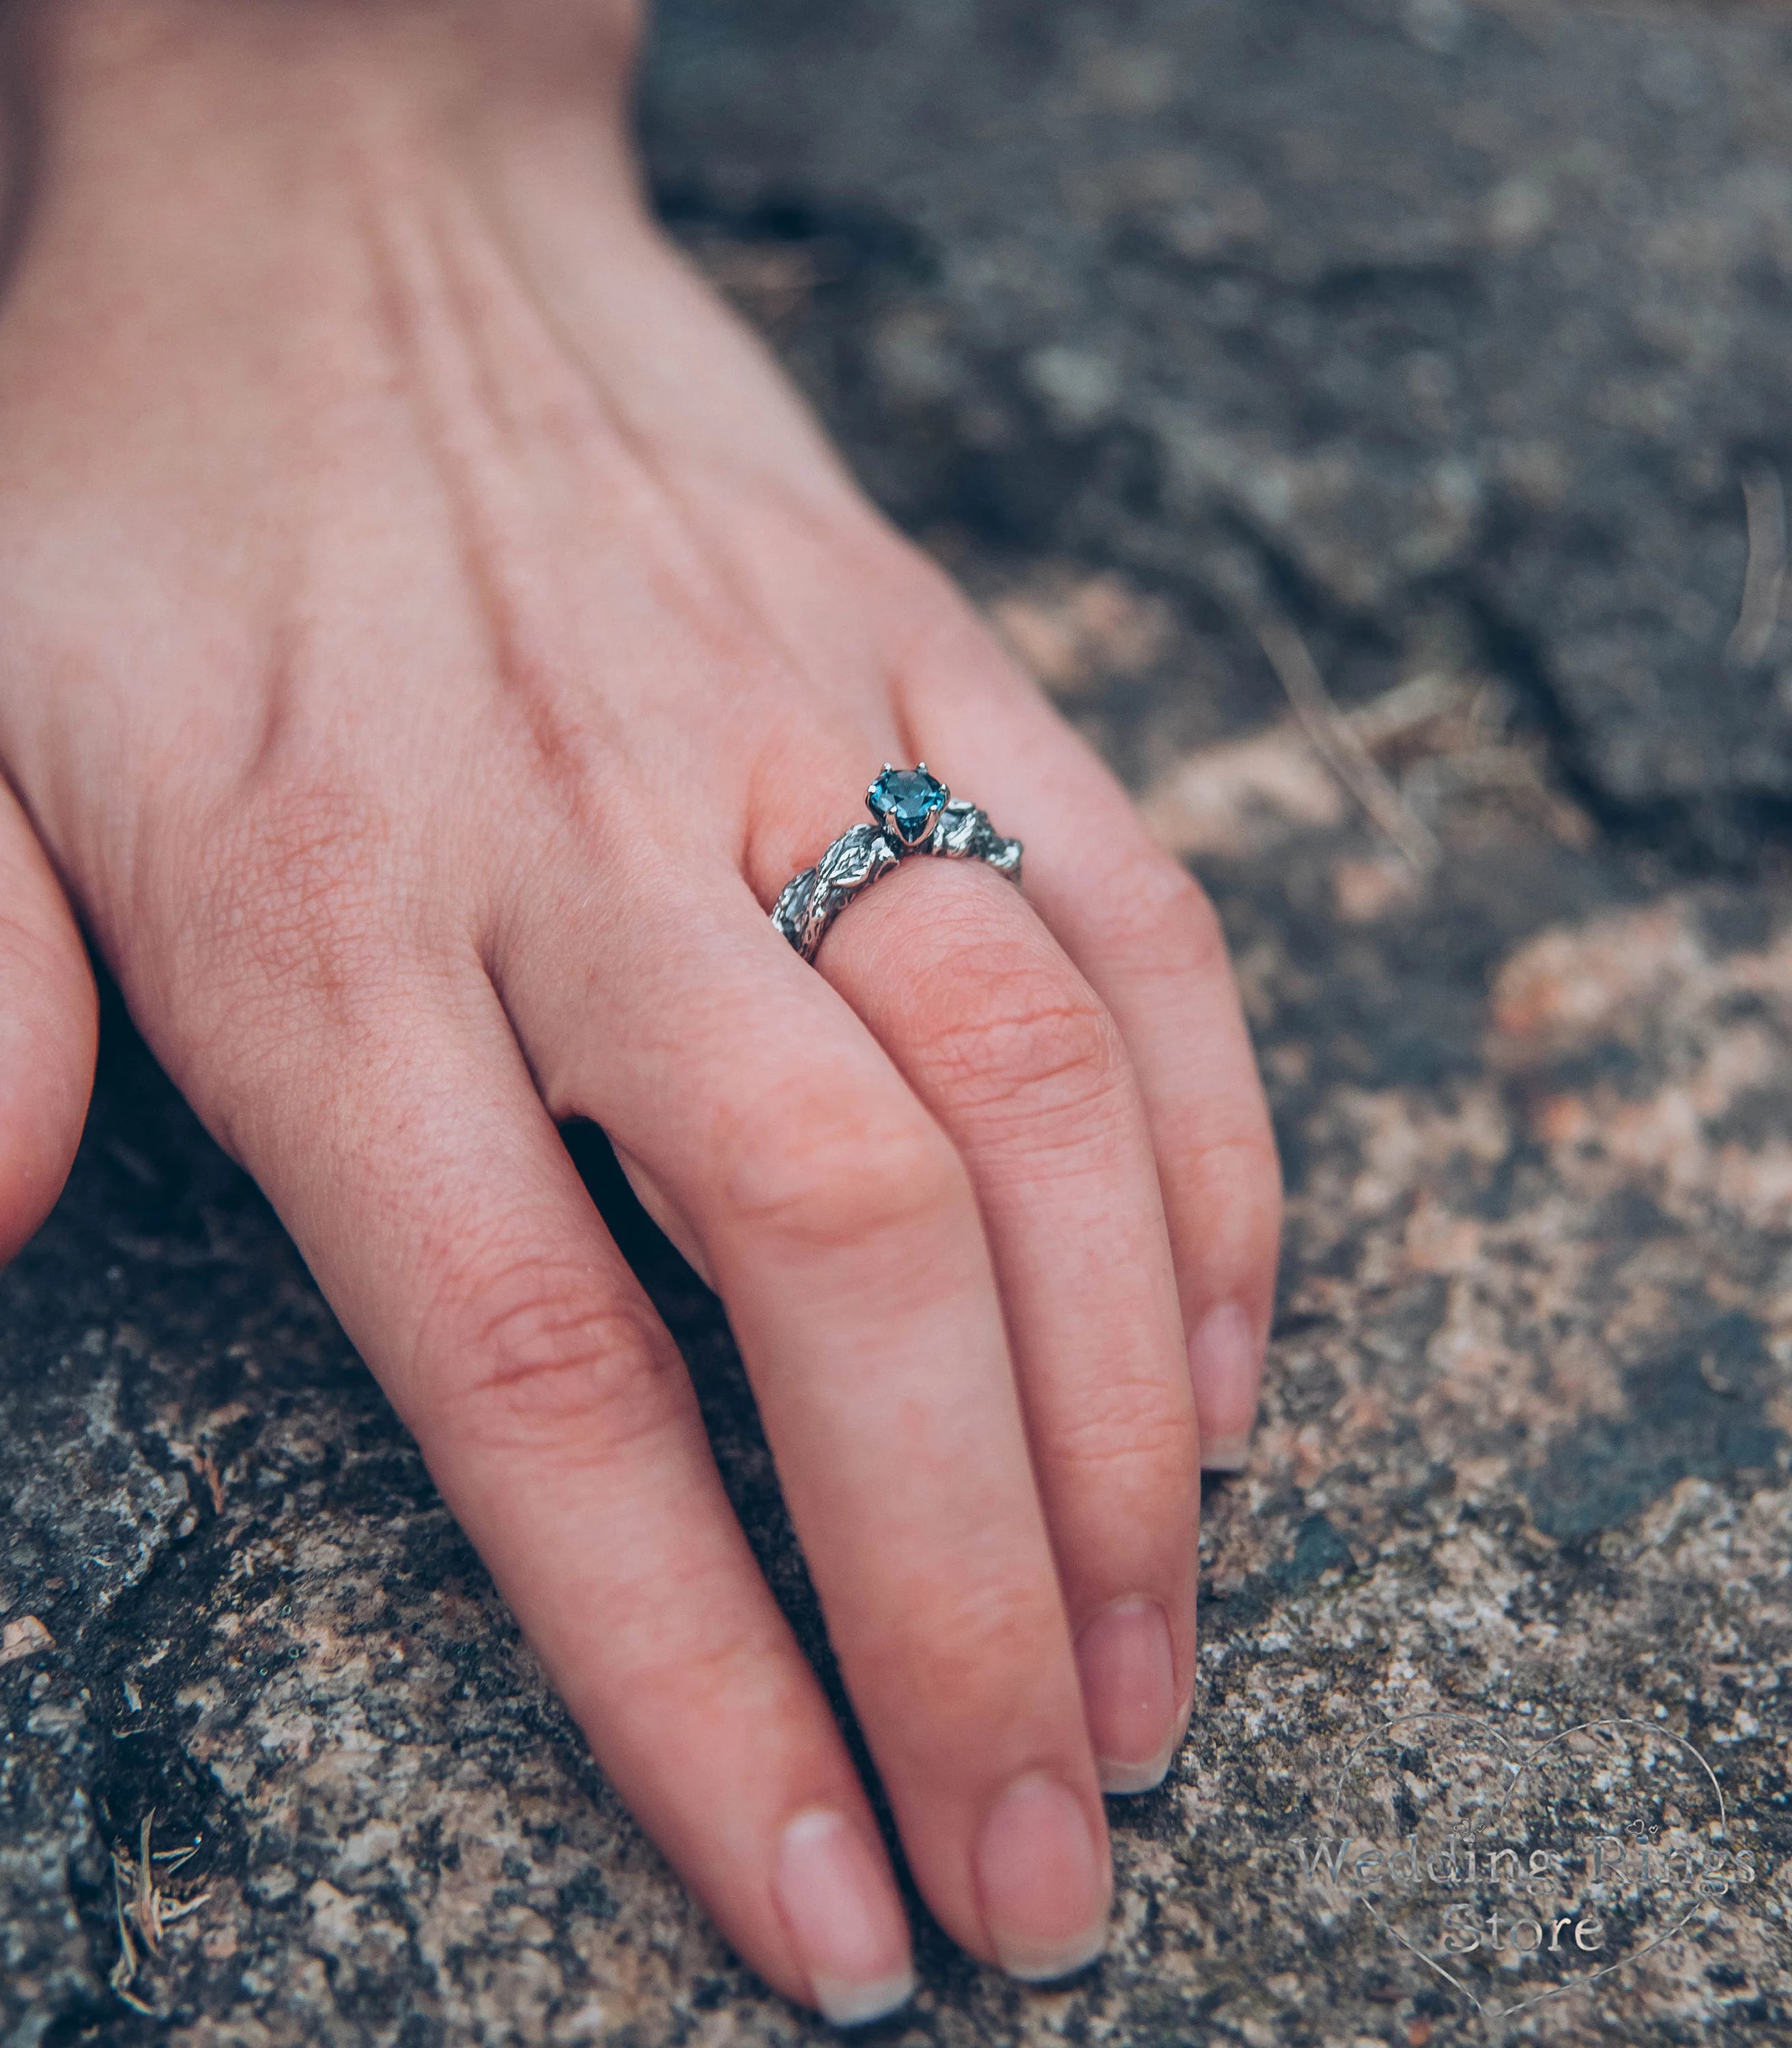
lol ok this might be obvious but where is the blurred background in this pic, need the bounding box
[646,0,1792,861]
[6,3,1792,2043]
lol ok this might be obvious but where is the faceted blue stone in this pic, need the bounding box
[868,765,948,845]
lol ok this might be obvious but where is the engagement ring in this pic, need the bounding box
[771,765,1023,963]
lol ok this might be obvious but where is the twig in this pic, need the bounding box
[1726,461,1787,670]
[108,1811,209,2013]
[1256,616,1441,872]
[131,1812,162,1950]
[1341,668,1478,750]
[158,1893,213,1925]
[109,1864,156,2015]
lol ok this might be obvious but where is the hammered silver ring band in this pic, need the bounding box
[771,765,1023,964]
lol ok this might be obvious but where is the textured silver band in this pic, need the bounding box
[772,792,1023,963]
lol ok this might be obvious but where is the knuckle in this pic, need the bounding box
[916,926,1128,1128]
[719,1086,968,1258]
[124,780,429,1154]
[423,1254,685,1466]
[1167,1118,1286,1283]
[1105,853,1228,979]
[147,777,409,1025]
[853,1569,1062,1735]
[1178,1114,1284,1215]
[1049,1376,1199,1493]
[580,1609,778,1733]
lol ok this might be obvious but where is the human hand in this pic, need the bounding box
[0,0,1279,2021]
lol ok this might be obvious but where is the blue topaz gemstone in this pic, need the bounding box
[867,764,948,847]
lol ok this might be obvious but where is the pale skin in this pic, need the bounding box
[0,0,1281,2024]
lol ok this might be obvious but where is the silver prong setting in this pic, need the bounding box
[866,763,950,847]
[778,766,1021,961]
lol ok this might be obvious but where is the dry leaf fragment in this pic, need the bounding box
[0,1615,55,1666]
[990,569,1176,696]
[1256,616,1440,872]
[167,1439,225,1513]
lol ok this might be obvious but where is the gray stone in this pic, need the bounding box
[644,0,1792,854]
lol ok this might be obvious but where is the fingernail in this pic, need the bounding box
[774,1809,915,2026]
[974,1773,1110,1981]
[1075,1598,1183,1794]
[1189,1303,1260,1472]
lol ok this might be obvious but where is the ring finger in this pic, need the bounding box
[898,593,1285,1469]
[749,774,1199,1795]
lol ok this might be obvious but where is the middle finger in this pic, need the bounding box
[503,876,1116,1981]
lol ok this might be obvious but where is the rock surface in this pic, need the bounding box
[7,1,1792,2043]
[646,0,1792,855]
